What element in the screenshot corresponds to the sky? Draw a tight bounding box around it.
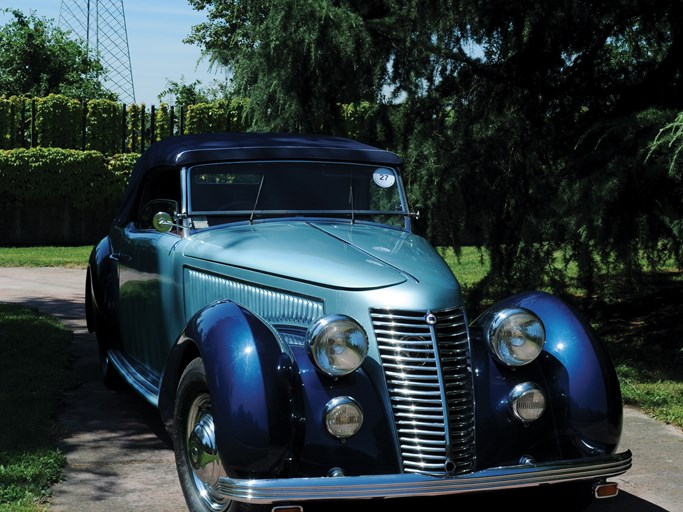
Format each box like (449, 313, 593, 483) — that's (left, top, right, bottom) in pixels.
(0, 0, 226, 105)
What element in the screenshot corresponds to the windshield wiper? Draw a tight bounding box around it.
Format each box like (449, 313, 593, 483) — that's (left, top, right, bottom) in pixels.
(249, 175, 265, 224)
(348, 177, 355, 224)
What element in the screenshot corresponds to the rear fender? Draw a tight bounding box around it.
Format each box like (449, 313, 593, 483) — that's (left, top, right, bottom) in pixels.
(86, 237, 115, 332)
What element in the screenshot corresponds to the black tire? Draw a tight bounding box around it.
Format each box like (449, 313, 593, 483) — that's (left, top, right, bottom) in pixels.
(86, 271, 125, 389)
(174, 358, 268, 512)
(97, 337, 126, 390)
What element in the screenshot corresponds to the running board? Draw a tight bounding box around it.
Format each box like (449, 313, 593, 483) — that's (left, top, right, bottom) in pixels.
(108, 349, 161, 407)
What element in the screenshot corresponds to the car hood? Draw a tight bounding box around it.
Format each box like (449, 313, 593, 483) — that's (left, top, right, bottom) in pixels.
(183, 221, 458, 291)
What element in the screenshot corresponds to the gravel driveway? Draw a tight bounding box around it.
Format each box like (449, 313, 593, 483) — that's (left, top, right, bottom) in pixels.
(1, 267, 681, 512)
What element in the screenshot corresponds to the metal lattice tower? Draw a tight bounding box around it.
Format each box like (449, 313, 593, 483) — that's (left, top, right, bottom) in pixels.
(58, 0, 136, 103)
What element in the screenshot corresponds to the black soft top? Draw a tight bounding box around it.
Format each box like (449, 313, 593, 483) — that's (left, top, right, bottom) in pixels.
(113, 132, 403, 225)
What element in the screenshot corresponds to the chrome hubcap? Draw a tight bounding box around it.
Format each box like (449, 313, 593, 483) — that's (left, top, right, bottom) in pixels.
(186, 393, 229, 511)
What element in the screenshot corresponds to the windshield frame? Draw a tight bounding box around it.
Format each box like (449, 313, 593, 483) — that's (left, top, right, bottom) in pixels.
(184, 160, 412, 230)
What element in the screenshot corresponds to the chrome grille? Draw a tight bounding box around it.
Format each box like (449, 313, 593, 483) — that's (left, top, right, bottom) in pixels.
(371, 307, 475, 476)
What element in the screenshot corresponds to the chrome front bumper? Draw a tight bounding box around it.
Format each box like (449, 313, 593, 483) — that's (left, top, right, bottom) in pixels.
(219, 450, 632, 504)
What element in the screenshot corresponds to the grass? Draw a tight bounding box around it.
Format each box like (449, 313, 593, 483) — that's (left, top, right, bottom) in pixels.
(0, 304, 76, 512)
(0, 244, 681, 510)
(0, 246, 90, 268)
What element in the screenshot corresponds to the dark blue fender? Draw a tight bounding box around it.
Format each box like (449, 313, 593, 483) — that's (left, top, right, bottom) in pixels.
(85, 236, 116, 332)
(471, 291, 623, 466)
(163, 300, 299, 477)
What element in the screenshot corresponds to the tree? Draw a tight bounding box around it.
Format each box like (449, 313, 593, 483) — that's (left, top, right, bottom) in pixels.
(157, 75, 231, 107)
(389, 0, 683, 298)
(0, 9, 115, 100)
(185, 0, 397, 133)
(186, 0, 683, 300)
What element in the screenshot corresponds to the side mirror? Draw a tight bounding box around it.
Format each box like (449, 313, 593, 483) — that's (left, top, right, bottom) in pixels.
(139, 199, 179, 231)
(152, 212, 174, 233)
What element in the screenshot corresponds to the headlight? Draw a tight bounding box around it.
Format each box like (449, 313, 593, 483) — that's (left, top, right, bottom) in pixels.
(306, 315, 368, 377)
(324, 396, 364, 438)
(486, 307, 545, 366)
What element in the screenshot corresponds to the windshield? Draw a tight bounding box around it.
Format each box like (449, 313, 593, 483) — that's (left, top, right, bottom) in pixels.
(187, 161, 408, 228)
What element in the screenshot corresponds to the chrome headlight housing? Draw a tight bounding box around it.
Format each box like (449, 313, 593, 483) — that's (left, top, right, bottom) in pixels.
(324, 396, 364, 438)
(510, 382, 546, 423)
(306, 315, 368, 377)
(486, 307, 545, 366)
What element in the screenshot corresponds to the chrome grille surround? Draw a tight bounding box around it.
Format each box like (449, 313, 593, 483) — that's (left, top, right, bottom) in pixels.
(371, 307, 475, 476)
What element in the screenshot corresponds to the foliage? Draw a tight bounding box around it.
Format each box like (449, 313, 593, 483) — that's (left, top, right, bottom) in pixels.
(126, 103, 143, 153)
(185, 98, 248, 134)
(35, 94, 81, 149)
(0, 148, 133, 208)
(106, 152, 139, 196)
(154, 103, 173, 141)
(0, 9, 115, 100)
(0, 304, 74, 510)
(157, 75, 232, 108)
(186, 0, 396, 133)
(0, 95, 22, 149)
(86, 98, 124, 154)
(185, 0, 683, 299)
(158, 77, 210, 107)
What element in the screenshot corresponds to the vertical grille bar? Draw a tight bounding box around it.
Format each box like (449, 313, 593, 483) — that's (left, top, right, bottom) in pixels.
(371, 307, 475, 476)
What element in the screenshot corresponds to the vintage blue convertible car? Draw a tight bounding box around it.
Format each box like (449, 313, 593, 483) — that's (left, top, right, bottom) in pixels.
(86, 132, 631, 512)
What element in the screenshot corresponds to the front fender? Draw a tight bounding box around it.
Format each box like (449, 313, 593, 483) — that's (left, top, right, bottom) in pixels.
(473, 291, 623, 459)
(172, 300, 299, 477)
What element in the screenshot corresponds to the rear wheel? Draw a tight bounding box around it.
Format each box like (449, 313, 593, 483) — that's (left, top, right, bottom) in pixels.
(86, 270, 124, 389)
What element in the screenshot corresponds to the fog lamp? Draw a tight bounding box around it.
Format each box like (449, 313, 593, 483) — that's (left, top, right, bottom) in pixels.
(324, 397, 363, 438)
(510, 382, 546, 423)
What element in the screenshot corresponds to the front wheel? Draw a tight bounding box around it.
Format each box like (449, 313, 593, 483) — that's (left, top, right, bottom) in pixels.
(174, 358, 267, 512)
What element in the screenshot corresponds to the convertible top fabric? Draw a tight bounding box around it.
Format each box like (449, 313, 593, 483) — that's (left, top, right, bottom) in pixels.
(113, 132, 403, 225)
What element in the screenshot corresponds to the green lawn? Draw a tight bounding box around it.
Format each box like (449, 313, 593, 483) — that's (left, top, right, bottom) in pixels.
(0, 246, 90, 268)
(0, 304, 76, 512)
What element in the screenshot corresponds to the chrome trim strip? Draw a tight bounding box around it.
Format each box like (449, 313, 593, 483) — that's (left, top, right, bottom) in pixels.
(218, 451, 632, 503)
(185, 269, 323, 328)
(108, 349, 160, 407)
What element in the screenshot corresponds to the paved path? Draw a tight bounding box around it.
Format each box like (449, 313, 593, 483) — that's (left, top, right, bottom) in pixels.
(1, 267, 682, 512)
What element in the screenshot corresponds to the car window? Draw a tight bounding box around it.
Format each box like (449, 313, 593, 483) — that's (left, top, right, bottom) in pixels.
(134, 168, 182, 230)
(188, 161, 407, 227)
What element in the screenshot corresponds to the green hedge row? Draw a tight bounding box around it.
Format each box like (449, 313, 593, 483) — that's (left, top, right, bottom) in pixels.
(0, 147, 137, 210)
(0, 95, 249, 155)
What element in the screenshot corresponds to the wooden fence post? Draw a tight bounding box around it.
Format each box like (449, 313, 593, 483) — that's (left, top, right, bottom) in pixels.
(140, 106, 146, 153)
(150, 105, 156, 144)
(121, 103, 127, 153)
(20, 100, 26, 148)
(30, 99, 37, 148)
(81, 100, 88, 150)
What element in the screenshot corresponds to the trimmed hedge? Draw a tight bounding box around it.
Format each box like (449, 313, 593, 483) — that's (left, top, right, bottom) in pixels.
(0, 148, 138, 245)
(0, 95, 251, 155)
(0, 147, 136, 208)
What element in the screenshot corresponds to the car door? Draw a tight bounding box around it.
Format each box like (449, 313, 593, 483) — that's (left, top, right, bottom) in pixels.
(110, 168, 185, 377)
